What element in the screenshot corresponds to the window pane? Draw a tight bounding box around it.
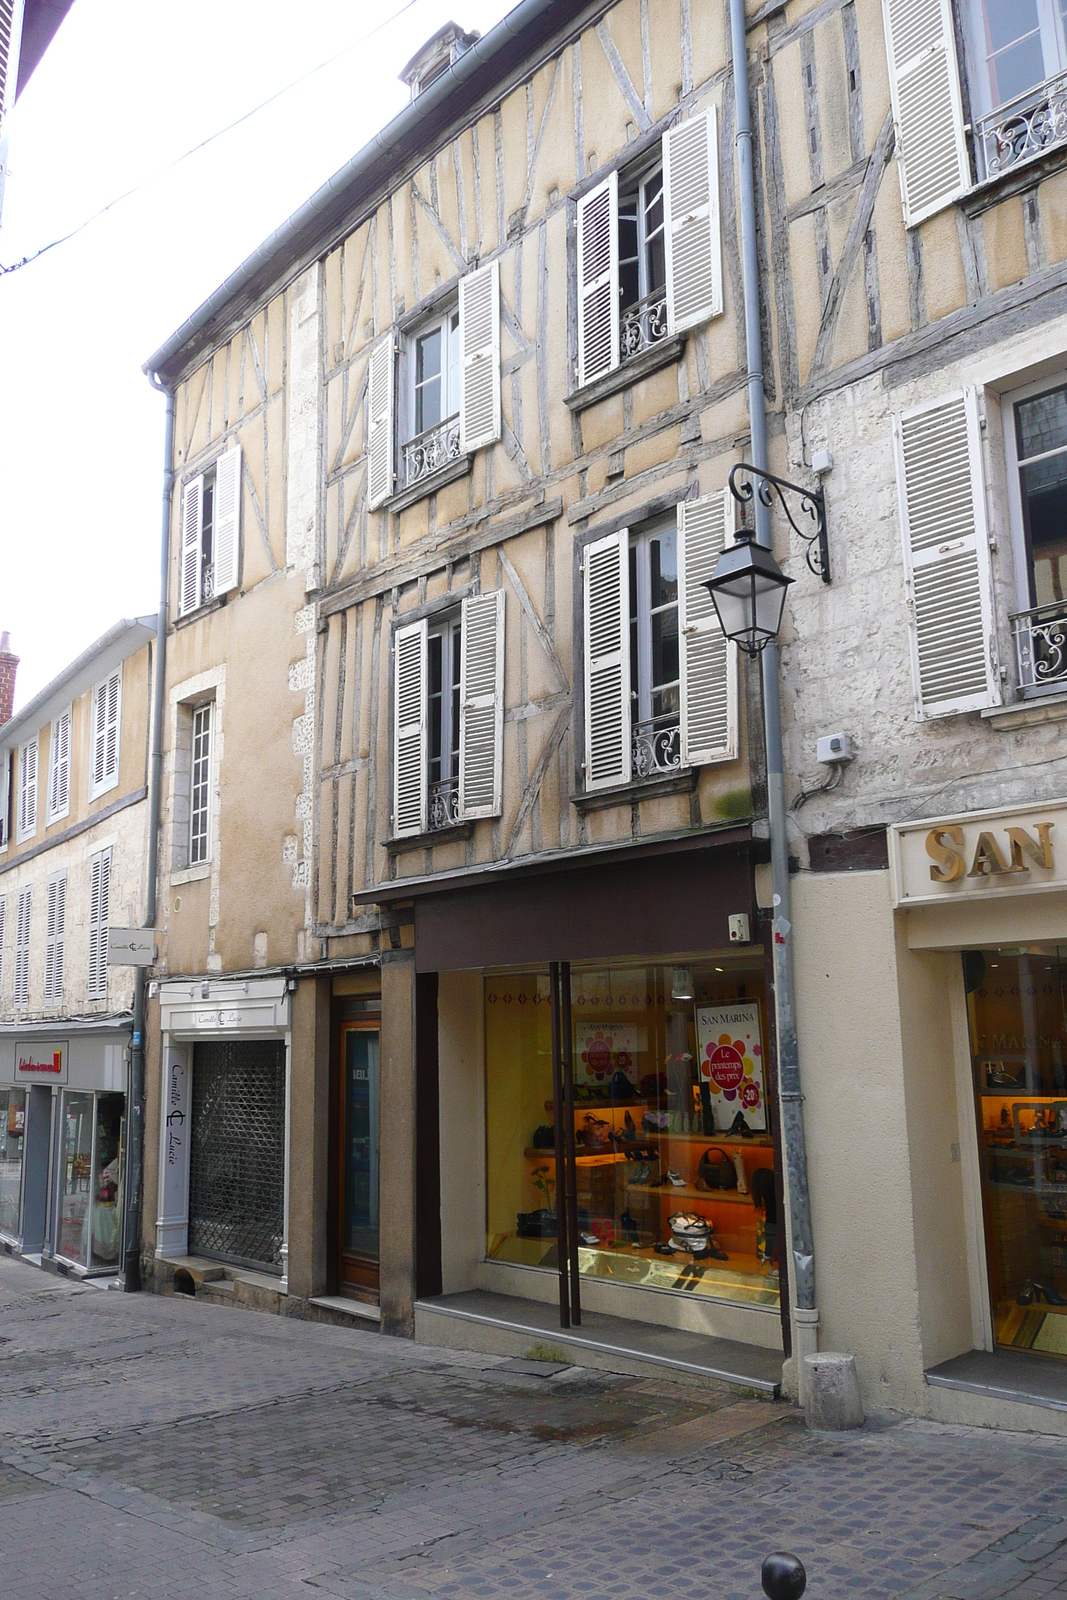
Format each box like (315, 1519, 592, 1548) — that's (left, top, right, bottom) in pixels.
(1021, 453, 1067, 604)
(988, 32, 1048, 105)
(1018, 387, 1067, 459)
(650, 532, 678, 609)
(0, 1090, 25, 1238)
(428, 634, 443, 784)
(981, 0, 1040, 58)
(651, 607, 680, 692)
(451, 626, 462, 781)
(448, 313, 460, 416)
(646, 232, 667, 297)
(57, 1093, 94, 1268)
(90, 1094, 124, 1268)
(415, 329, 443, 434)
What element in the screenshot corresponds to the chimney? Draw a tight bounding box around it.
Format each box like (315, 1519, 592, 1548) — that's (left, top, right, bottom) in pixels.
(0, 632, 18, 728)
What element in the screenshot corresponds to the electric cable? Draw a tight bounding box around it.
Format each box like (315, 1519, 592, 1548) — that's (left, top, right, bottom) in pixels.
(0, 0, 425, 275)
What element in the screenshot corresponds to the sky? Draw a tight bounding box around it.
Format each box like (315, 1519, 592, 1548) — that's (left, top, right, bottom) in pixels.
(0, 0, 515, 714)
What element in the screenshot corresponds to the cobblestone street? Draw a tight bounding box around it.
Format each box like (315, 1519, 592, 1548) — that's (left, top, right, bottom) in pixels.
(3, 1256, 1067, 1600)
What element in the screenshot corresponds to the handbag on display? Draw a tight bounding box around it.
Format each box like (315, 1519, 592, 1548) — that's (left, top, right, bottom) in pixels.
(583, 1114, 612, 1149)
(531, 1124, 556, 1150)
(610, 1070, 636, 1101)
(516, 1209, 558, 1238)
(699, 1146, 738, 1191)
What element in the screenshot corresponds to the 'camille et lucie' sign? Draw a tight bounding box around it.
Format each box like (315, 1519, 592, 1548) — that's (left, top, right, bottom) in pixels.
(889, 800, 1066, 908)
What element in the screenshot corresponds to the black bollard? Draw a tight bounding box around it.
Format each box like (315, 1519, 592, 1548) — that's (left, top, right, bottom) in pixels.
(761, 1553, 807, 1599)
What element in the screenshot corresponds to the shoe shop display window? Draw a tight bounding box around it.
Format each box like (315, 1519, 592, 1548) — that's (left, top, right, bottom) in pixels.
(55, 1090, 125, 1272)
(0, 1088, 27, 1240)
(966, 945, 1067, 1357)
(484, 955, 781, 1308)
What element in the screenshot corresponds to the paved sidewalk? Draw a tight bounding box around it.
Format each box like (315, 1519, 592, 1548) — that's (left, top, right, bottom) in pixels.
(2, 1256, 1067, 1599)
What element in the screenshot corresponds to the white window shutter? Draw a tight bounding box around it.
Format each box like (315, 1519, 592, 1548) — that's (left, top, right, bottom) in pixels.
(583, 529, 631, 790)
(88, 848, 110, 1000)
(459, 589, 505, 819)
(664, 108, 723, 334)
(894, 389, 1000, 719)
(49, 709, 70, 821)
(576, 172, 619, 388)
(881, 0, 969, 226)
(0, 894, 5, 986)
(367, 334, 395, 511)
(459, 260, 501, 455)
(393, 619, 428, 836)
(0, 751, 9, 846)
(678, 492, 738, 765)
(15, 886, 29, 1008)
(92, 671, 121, 796)
(212, 445, 241, 596)
(45, 872, 65, 1004)
(19, 737, 36, 838)
(179, 475, 203, 617)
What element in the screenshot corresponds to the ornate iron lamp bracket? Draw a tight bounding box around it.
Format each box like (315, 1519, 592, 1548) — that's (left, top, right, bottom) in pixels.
(728, 462, 830, 584)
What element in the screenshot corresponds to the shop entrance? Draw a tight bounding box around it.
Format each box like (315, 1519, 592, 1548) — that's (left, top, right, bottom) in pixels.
(55, 1091, 125, 1272)
(334, 1008, 381, 1297)
(966, 945, 1067, 1358)
(188, 1040, 286, 1274)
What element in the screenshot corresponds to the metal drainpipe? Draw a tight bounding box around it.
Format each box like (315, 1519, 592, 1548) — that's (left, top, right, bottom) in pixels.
(123, 374, 174, 1292)
(728, 0, 819, 1377)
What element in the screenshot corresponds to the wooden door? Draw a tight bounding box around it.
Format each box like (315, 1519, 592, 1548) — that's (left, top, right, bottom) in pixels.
(337, 1017, 381, 1296)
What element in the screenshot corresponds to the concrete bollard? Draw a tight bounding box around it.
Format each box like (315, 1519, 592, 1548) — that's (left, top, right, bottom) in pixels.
(803, 1351, 864, 1431)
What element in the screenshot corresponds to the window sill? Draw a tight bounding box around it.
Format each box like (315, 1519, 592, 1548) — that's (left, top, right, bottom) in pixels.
(571, 767, 698, 814)
(982, 690, 1067, 729)
(960, 134, 1067, 217)
(170, 862, 212, 885)
(386, 819, 475, 855)
(387, 453, 472, 515)
(173, 593, 229, 631)
(564, 335, 687, 415)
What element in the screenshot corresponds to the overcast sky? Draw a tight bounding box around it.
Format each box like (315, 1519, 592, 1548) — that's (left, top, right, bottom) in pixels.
(0, 0, 514, 714)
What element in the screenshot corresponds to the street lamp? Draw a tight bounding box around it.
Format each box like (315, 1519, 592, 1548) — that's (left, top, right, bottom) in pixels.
(702, 528, 793, 656)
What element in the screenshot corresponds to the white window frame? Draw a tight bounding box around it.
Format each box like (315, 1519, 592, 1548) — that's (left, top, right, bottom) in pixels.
(14, 885, 30, 1011)
(406, 306, 461, 448)
(1001, 370, 1067, 615)
(629, 517, 681, 736)
(189, 701, 213, 867)
(44, 870, 66, 1007)
(47, 706, 71, 825)
(427, 611, 462, 812)
(89, 669, 121, 801)
(88, 846, 111, 1001)
(17, 735, 37, 842)
(963, 0, 1067, 123)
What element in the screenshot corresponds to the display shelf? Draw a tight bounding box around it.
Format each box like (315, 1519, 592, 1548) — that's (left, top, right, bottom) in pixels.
(625, 1181, 755, 1205)
(522, 1148, 630, 1165)
(543, 1095, 675, 1114)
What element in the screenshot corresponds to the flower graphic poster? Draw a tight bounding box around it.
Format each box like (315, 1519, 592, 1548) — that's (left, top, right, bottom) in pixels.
(695, 1002, 766, 1129)
(576, 1024, 639, 1085)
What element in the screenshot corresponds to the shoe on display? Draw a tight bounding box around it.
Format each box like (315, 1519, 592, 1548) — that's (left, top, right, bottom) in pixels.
(666, 1168, 686, 1187)
(624, 1110, 638, 1141)
(728, 1110, 754, 1138)
(1034, 1281, 1067, 1305)
(654, 1241, 673, 1255)
(620, 1209, 640, 1244)
(578, 1231, 599, 1247)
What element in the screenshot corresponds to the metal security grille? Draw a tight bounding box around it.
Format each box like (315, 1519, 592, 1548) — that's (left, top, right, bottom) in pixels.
(189, 1041, 285, 1274)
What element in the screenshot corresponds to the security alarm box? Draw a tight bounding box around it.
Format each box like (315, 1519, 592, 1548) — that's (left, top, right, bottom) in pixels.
(816, 732, 853, 764)
(728, 913, 751, 944)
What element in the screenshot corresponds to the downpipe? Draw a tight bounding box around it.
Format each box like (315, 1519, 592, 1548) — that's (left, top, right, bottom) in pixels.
(728, 0, 819, 1386)
(123, 374, 174, 1292)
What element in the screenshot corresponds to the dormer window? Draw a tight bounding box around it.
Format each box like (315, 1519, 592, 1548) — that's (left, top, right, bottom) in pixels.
(399, 21, 479, 101)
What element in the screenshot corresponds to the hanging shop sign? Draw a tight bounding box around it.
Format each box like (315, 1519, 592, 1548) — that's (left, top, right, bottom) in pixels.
(889, 798, 1067, 908)
(107, 928, 157, 965)
(695, 1002, 767, 1130)
(15, 1041, 68, 1083)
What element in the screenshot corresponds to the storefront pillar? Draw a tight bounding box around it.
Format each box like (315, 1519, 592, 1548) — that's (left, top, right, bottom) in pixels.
(287, 975, 331, 1300)
(379, 951, 417, 1336)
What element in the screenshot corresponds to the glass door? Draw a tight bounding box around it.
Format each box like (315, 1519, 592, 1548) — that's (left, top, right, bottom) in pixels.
(55, 1091, 127, 1272)
(0, 1089, 27, 1239)
(57, 1092, 95, 1268)
(338, 1020, 380, 1295)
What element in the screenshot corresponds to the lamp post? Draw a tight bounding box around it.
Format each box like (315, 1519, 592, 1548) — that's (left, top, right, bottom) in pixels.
(702, 528, 793, 658)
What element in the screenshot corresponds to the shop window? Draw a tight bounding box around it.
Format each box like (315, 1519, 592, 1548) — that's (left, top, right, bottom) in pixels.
(44, 870, 66, 1007)
(178, 445, 241, 617)
(966, 945, 1067, 1357)
(963, 0, 1067, 178)
(484, 957, 779, 1309)
(17, 734, 37, 841)
(89, 669, 121, 800)
(0, 1087, 26, 1240)
(56, 1090, 125, 1271)
(1005, 377, 1067, 695)
(47, 707, 71, 824)
(87, 847, 111, 1001)
(14, 885, 29, 1010)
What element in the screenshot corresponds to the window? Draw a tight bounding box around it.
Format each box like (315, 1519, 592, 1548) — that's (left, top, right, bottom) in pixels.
(44, 870, 66, 1006)
(0, 894, 5, 990)
(17, 736, 37, 841)
(1004, 377, 1067, 692)
(629, 522, 681, 774)
(575, 111, 722, 391)
(90, 670, 121, 800)
(47, 707, 71, 824)
(0, 749, 11, 848)
(366, 261, 501, 510)
(392, 591, 505, 838)
(964, 0, 1067, 176)
(190, 702, 212, 866)
(14, 886, 29, 1010)
(88, 848, 111, 1000)
(178, 445, 241, 617)
(582, 495, 737, 793)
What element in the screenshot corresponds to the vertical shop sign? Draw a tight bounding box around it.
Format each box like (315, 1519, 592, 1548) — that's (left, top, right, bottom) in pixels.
(695, 1002, 766, 1129)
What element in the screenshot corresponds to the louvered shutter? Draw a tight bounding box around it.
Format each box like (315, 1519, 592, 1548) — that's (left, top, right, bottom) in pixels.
(179, 475, 203, 616)
(19, 737, 36, 838)
(45, 873, 65, 1004)
(881, 0, 969, 226)
(0, 894, 5, 987)
(576, 172, 619, 388)
(0, 748, 10, 847)
(678, 493, 738, 765)
(583, 529, 631, 790)
(664, 108, 723, 334)
(367, 334, 395, 511)
(212, 445, 241, 596)
(49, 709, 70, 821)
(14, 885, 29, 1008)
(88, 848, 110, 1000)
(393, 619, 428, 836)
(459, 261, 501, 455)
(459, 589, 505, 818)
(92, 671, 121, 795)
(894, 389, 1000, 719)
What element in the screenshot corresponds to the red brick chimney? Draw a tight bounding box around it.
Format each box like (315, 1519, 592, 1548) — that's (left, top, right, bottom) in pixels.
(0, 632, 18, 728)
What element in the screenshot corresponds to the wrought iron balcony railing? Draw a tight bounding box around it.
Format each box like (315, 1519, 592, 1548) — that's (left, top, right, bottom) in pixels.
(403, 413, 461, 489)
(631, 712, 681, 779)
(428, 776, 461, 831)
(620, 290, 669, 362)
(976, 69, 1067, 180)
(201, 562, 215, 603)
(1013, 601, 1067, 691)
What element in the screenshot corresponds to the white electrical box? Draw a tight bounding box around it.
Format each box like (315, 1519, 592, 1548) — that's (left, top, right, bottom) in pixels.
(817, 733, 853, 764)
(728, 913, 751, 944)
